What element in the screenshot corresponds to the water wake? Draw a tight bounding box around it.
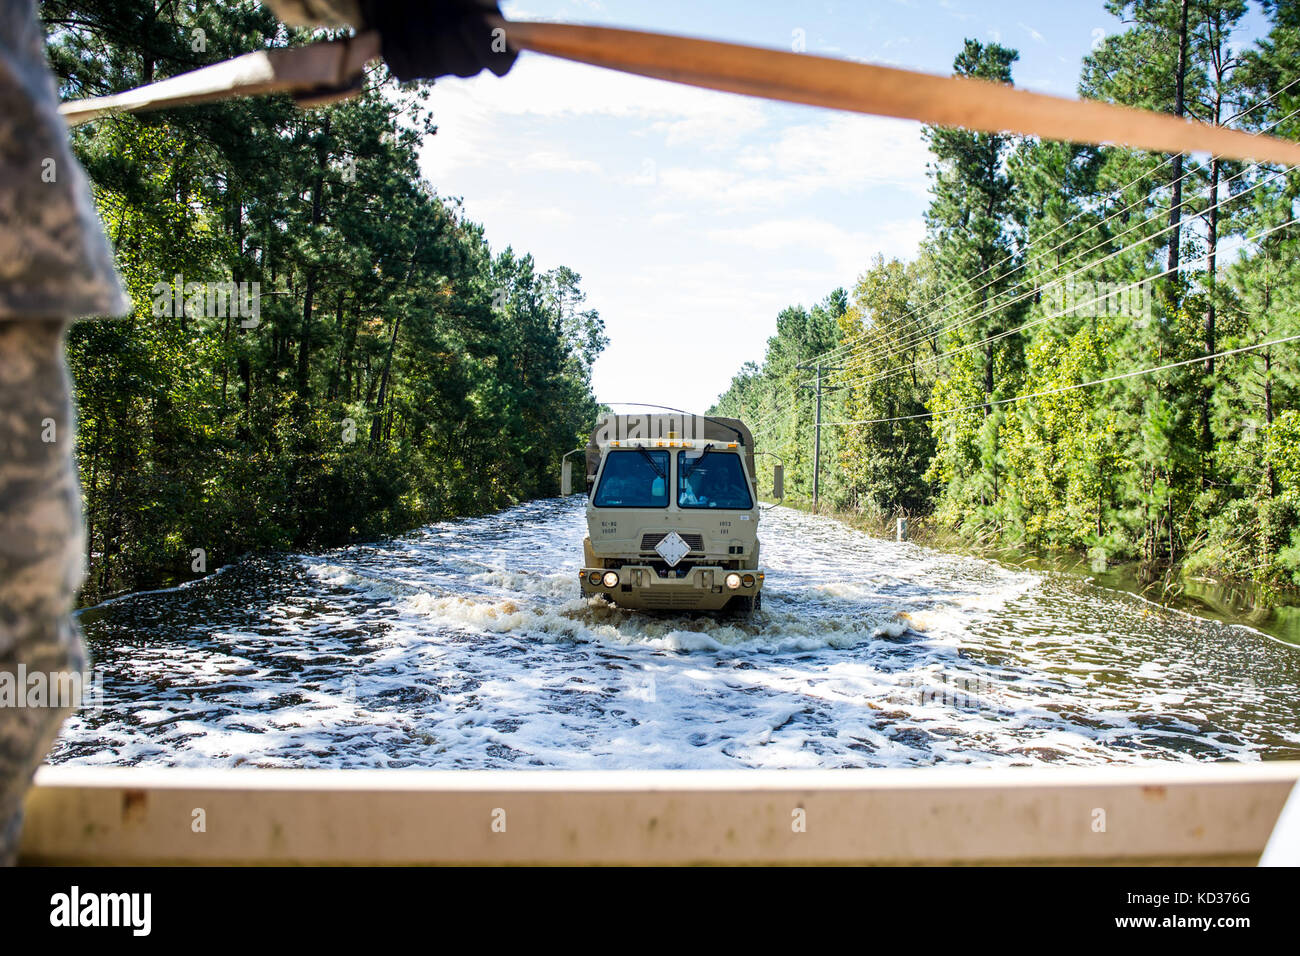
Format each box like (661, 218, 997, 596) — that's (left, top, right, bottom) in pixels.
(53, 498, 1300, 769)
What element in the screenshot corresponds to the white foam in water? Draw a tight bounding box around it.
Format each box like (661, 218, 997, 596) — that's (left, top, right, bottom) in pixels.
(51, 498, 1300, 770)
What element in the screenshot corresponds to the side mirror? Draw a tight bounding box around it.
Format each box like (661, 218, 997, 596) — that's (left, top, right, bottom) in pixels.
(561, 459, 573, 496)
(772, 464, 784, 500)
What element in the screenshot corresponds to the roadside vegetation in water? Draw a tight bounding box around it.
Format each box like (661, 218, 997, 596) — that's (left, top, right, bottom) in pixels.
(778, 498, 1300, 647)
(715, 8, 1300, 603)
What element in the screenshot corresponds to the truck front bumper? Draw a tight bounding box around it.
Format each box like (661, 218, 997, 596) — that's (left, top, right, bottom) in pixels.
(580, 565, 764, 611)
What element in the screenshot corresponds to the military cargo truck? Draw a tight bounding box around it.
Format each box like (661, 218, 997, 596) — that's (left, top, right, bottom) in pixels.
(562, 412, 781, 613)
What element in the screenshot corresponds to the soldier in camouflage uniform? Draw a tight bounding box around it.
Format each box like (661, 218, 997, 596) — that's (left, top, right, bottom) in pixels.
(0, 0, 507, 863)
(0, 0, 344, 866)
(0, 0, 130, 864)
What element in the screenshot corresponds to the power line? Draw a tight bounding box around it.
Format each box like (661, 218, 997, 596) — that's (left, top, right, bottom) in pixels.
(829, 184, 1300, 394)
(830, 145, 1300, 383)
(795, 77, 1300, 373)
(732, 79, 1300, 459)
(795, 362, 846, 511)
(819, 332, 1300, 428)
(831, 212, 1300, 398)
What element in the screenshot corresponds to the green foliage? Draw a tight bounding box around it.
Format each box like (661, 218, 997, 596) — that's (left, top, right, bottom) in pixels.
(713, 5, 1300, 591)
(44, 2, 604, 601)
(836, 256, 937, 515)
(710, 293, 848, 507)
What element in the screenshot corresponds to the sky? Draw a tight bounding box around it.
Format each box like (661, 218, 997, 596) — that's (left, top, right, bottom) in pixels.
(414, 0, 1269, 415)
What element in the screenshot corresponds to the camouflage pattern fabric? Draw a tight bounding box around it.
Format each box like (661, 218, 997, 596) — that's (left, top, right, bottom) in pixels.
(0, 0, 392, 865)
(0, 0, 130, 320)
(0, 320, 87, 865)
(0, 0, 126, 864)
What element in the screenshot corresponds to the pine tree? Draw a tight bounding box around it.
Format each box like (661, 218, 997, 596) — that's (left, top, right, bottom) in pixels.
(922, 39, 1025, 527)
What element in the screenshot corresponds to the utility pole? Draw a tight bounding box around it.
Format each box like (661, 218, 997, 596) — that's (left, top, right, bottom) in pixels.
(797, 361, 844, 514)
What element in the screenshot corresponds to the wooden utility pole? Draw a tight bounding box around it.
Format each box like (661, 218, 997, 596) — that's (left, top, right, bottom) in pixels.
(1167, 0, 1190, 278)
(797, 362, 844, 513)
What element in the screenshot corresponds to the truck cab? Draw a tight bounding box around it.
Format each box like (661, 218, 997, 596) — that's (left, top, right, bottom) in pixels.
(574, 414, 767, 613)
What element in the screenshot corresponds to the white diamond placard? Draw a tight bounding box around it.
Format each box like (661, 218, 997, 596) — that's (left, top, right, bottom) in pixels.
(654, 531, 690, 567)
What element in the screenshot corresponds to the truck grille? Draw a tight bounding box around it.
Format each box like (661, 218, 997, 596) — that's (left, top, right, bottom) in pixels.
(642, 591, 708, 609)
(640, 532, 704, 553)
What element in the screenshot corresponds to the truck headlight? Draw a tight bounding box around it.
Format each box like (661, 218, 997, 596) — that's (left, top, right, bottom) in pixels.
(602, 571, 619, 588)
(588, 571, 602, 586)
(742, 574, 755, 588)
(725, 573, 742, 590)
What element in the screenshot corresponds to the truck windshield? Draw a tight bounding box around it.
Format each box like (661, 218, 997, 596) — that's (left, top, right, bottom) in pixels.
(593, 450, 670, 507)
(677, 451, 753, 509)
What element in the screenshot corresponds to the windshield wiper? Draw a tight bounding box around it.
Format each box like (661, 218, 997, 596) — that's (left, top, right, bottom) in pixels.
(634, 445, 666, 480)
(682, 443, 714, 479)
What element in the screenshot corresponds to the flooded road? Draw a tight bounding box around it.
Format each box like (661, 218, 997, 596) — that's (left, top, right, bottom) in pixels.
(52, 497, 1300, 769)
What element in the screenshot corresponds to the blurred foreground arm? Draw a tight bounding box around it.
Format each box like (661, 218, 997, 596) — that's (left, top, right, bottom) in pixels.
(0, 0, 128, 865)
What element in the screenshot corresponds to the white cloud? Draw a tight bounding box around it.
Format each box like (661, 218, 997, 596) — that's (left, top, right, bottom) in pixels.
(649, 108, 767, 149)
(707, 217, 925, 279)
(1019, 22, 1046, 44)
(420, 52, 930, 211)
(419, 53, 773, 181)
(637, 119, 925, 212)
(648, 115, 929, 210)
(427, 52, 766, 122)
(510, 150, 604, 175)
(408, 37, 935, 412)
(749, 114, 930, 192)
(939, 0, 976, 21)
(448, 193, 577, 228)
(585, 257, 848, 409)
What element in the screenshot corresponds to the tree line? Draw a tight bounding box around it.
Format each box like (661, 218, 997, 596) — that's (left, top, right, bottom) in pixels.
(43, 1, 605, 603)
(713, 0, 1300, 590)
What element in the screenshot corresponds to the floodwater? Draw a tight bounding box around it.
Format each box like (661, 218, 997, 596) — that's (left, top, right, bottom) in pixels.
(51, 497, 1300, 769)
